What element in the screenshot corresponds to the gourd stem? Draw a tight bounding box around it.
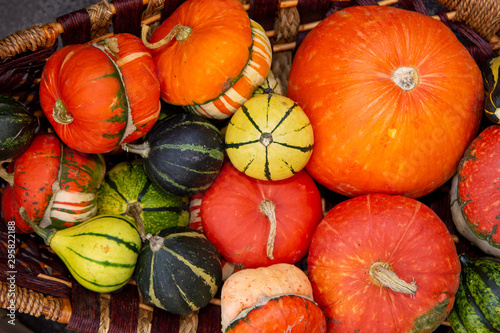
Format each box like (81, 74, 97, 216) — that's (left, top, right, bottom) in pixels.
(369, 261, 417, 296)
(121, 142, 150, 158)
(52, 99, 74, 125)
(0, 159, 14, 185)
(141, 24, 192, 50)
(259, 198, 277, 260)
(126, 201, 147, 242)
(19, 207, 57, 246)
(147, 235, 164, 253)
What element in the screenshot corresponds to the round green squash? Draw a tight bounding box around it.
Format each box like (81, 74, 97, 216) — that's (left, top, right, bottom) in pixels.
(0, 95, 37, 161)
(134, 226, 222, 316)
(96, 159, 190, 236)
(448, 254, 500, 332)
(122, 113, 225, 196)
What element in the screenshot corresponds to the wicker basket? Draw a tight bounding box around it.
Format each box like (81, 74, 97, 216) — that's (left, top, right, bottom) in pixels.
(0, 0, 499, 332)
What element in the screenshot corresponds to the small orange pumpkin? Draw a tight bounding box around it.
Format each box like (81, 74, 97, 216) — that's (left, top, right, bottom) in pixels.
(147, 0, 272, 119)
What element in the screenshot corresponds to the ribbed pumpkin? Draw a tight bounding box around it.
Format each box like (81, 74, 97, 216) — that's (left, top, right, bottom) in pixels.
(122, 113, 225, 197)
(448, 255, 500, 332)
(134, 226, 222, 315)
(221, 263, 326, 332)
(225, 94, 314, 181)
(22, 211, 141, 293)
(287, 5, 483, 198)
(451, 125, 500, 257)
(0, 95, 37, 161)
(96, 159, 190, 236)
(308, 194, 460, 332)
(39, 33, 161, 154)
(146, 0, 272, 119)
(482, 56, 500, 124)
(0, 133, 105, 233)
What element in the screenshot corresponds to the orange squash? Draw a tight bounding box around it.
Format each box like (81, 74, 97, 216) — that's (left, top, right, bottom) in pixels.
(287, 5, 483, 198)
(147, 0, 272, 119)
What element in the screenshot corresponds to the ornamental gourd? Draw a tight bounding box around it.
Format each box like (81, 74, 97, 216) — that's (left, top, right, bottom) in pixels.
(145, 0, 272, 119)
(220, 263, 327, 332)
(0, 133, 105, 233)
(0, 95, 37, 161)
(451, 125, 500, 256)
(307, 194, 461, 333)
(96, 159, 190, 235)
(22, 211, 141, 293)
(448, 255, 500, 332)
(482, 56, 500, 124)
(287, 5, 483, 198)
(225, 94, 314, 181)
(201, 161, 323, 268)
(122, 113, 224, 197)
(134, 226, 222, 315)
(39, 33, 161, 154)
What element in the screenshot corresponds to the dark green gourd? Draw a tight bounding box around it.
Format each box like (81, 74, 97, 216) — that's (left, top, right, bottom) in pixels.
(134, 226, 222, 316)
(448, 254, 500, 332)
(0, 95, 38, 160)
(122, 113, 225, 197)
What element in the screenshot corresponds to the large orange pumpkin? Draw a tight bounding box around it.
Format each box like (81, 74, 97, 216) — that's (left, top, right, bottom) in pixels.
(287, 5, 483, 198)
(147, 0, 272, 119)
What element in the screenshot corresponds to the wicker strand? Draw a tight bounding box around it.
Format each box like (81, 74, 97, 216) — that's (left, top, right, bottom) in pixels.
(87, 0, 114, 39)
(179, 311, 199, 333)
(0, 280, 65, 322)
(0, 23, 59, 60)
(438, 0, 500, 41)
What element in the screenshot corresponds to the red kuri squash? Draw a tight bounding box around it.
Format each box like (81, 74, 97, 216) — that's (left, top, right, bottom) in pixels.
(201, 161, 323, 268)
(287, 5, 483, 198)
(39, 33, 161, 154)
(147, 0, 272, 119)
(0, 133, 105, 233)
(307, 193, 460, 332)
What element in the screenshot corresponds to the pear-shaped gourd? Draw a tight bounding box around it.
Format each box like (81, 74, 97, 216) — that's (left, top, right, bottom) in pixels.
(21, 208, 141, 293)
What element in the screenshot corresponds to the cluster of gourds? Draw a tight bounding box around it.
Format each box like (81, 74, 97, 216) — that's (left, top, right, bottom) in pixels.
(1, 0, 500, 331)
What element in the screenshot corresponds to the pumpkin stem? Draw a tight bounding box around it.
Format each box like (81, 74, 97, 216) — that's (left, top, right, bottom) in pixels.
(19, 207, 57, 246)
(369, 261, 417, 296)
(141, 24, 192, 50)
(126, 201, 147, 241)
(121, 142, 150, 158)
(0, 159, 14, 185)
(52, 99, 74, 125)
(258, 198, 277, 260)
(391, 67, 419, 91)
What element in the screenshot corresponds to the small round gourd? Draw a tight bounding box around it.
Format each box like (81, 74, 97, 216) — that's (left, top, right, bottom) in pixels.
(225, 94, 314, 181)
(0, 95, 37, 161)
(135, 226, 222, 315)
(96, 159, 190, 235)
(122, 113, 225, 196)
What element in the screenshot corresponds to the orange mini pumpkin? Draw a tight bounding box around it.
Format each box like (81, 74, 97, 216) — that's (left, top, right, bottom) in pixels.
(287, 5, 483, 198)
(147, 0, 272, 119)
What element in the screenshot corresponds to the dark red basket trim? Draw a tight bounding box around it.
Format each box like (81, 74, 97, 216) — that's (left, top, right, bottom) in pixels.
(66, 282, 101, 333)
(57, 9, 92, 46)
(113, 0, 145, 37)
(109, 284, 140, 333)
